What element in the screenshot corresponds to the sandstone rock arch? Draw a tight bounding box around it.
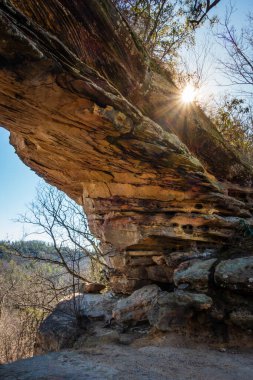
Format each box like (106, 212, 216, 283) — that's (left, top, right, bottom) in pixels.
(0, 0, 253, 306)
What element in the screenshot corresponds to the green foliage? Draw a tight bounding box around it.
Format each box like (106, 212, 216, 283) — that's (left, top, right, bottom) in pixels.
(0, 240, 54, 260)
(212, 97, 253, 161)
(113, 0, 218, 63)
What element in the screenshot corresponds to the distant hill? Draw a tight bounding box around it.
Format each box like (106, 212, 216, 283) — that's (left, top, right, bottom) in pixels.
(0, 240, 55, 261)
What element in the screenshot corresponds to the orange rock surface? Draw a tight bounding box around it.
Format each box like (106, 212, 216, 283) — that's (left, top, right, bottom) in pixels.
(0, 0, 253, 294)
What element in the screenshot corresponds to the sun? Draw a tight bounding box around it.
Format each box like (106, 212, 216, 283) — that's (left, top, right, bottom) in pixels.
(181, 84, 196, 104)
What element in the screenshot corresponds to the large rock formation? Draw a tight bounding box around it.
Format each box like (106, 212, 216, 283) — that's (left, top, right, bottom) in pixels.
(0, 0, 253, 337)
(35, 292, 119, 354)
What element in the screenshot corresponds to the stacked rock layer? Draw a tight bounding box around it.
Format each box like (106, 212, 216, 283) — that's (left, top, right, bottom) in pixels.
(0, 0, 252, 336)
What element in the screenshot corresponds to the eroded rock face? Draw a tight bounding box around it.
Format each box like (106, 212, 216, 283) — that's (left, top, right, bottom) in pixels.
(148, 291, 213, 331)
(174, 258, 217, 292)
(112, 285, 213, 331)
(215, 257, 253, 292)
(0, 0, 253, 339)
(112, 285, 160, 323)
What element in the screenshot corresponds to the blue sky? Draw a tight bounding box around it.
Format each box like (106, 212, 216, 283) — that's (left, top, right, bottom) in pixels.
(0, 128, 41, 240)
(180, 0, 253, 106)
(0, 0, 252, 241)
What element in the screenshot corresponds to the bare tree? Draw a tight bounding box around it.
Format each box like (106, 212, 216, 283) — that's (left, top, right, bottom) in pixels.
(188, 0, 221, 26)
(0, 184, 110, 363)
(218, 9, 253, 93)
(0, 259, 65, 363)
(6, 183, 109, 285)
(173, 36, 215, 95)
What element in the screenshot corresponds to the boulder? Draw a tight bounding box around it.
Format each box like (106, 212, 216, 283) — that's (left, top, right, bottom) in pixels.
(35, 308, 82, 355)
(174, 258, 217, 292)
(229, 309, 253, 329)
(80, 282, 106, 294)
(35, 292, 119, 354)
(112, 285, 160, 323)
(53, 292, 118, 320)
(214, 257, 253, 293)
(146, 265, 173, 283)
(78, 292, 119, 320)
(109, 274, 151, 294)
(165, 249, 216, 268)
(148, 291, 213, 331)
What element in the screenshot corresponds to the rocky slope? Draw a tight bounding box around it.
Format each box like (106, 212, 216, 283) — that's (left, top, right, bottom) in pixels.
(0, 0, 253, 340)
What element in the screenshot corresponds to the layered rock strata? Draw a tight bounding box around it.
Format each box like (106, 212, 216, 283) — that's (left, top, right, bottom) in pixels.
(0, 0, 253, 336)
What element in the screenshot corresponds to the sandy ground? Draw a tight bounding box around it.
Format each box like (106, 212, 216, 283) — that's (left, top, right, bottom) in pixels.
(1, 336, 253, 380)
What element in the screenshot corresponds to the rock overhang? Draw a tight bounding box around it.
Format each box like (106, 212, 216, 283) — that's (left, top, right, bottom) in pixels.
(0, 0, 253, 327)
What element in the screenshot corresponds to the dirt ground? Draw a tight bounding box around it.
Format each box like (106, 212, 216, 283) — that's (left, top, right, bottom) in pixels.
(1, 333, 253, 380)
